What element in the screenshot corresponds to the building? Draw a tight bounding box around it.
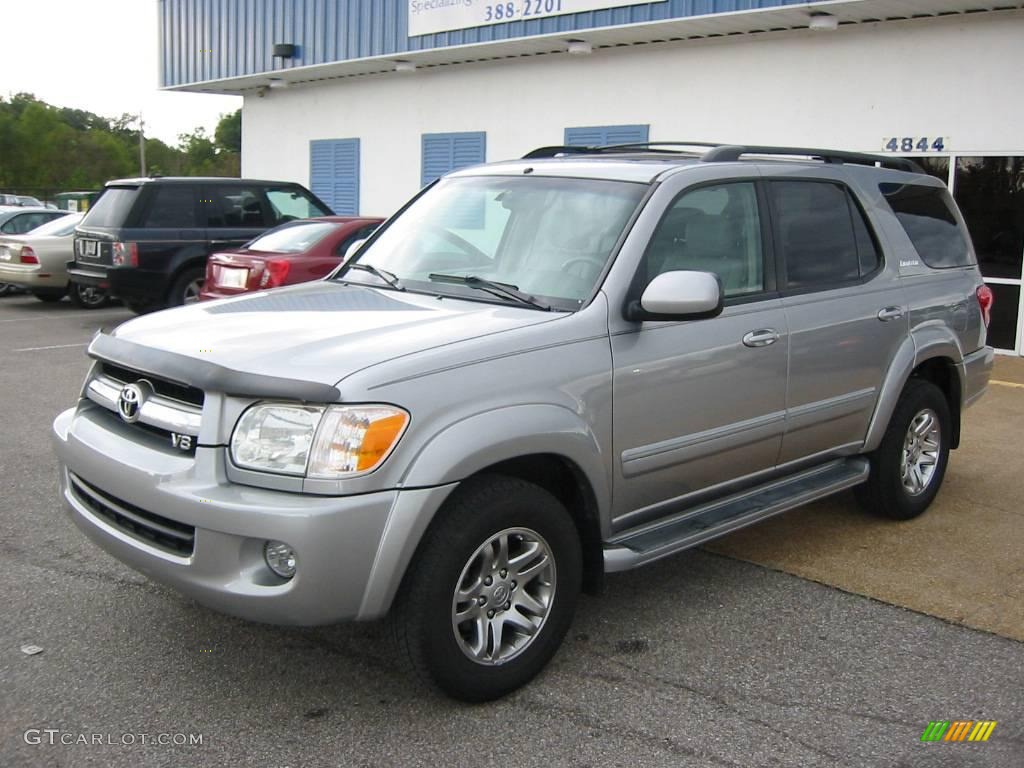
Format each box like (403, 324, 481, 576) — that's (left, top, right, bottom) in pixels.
(158, 0, 1024, 354)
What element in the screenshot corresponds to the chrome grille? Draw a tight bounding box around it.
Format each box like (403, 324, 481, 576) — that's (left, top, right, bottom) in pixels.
(86, 363, 202, 444)
(69, 472, 195, 557)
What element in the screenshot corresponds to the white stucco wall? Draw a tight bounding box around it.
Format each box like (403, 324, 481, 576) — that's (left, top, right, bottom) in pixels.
(240, 10, 1024, 217)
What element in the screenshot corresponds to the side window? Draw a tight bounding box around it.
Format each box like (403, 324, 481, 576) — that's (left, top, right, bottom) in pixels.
(267, 187, 332, 222)
(771, 181, 877, 289)
(141, 186, 198, 228)
(643, 182, 764, 298)
(206, 186, 269, 228)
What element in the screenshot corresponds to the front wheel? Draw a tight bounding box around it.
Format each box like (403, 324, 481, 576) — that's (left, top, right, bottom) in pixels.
(391, 475, 582, 702)
(856, 379, 951, 520)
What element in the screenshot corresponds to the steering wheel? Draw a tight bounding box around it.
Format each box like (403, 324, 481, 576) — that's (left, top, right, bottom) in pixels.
(560, 256, 604, 279)
(425, 225, 490, 262)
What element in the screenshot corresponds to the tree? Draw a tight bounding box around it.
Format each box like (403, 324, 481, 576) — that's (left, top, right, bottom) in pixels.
(214, 109, 241, 154)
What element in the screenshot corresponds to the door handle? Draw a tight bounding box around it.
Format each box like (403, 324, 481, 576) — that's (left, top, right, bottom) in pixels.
(742, 329, 780, 347)
(877, 306, 905, 322)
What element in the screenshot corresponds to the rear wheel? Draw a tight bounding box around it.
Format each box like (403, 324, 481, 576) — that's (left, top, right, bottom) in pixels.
(0, 283, 16, 297)
(32, 289, 66, 303)
(391, 475, 582, 702)
(856, 379, 951, 520)
(168, 267, 205, 308)
(68, 283, 110, 309)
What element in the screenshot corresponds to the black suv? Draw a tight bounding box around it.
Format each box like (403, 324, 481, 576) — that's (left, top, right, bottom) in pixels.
(68, 178, 332, 312)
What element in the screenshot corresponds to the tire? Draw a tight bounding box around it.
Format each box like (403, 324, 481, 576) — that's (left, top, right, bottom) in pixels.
(32, 289, 66, 303)
(391, 474, 582, 702)
(856, 379, 951, 520)
(0, 283, 14, 297)
(167, 267, 205, 308)
(127, 301, 158, 315)
(68, 283, 110, 309)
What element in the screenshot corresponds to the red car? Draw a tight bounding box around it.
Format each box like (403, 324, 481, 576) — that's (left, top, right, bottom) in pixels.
(200, 216, 382, 300)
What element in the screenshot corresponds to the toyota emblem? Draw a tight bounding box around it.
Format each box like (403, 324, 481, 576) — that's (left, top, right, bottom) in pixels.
(117, 383, 145, 423)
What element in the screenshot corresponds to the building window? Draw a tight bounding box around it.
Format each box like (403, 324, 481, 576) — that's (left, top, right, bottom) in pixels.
(564, 124, 649, 147)
(421, 132, 487, 187)
(309, 138, 360, 215)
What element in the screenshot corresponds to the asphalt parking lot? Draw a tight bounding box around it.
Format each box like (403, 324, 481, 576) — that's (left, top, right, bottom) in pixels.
(1, 295, 1021, 768)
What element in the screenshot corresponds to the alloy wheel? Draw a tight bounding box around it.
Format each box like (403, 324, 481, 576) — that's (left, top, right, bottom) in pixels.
(901, 408, 941, 496)
(451, 527, 556, 665)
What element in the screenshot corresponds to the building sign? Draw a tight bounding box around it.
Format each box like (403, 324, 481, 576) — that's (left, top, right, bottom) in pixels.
(408, 0, 651, 38)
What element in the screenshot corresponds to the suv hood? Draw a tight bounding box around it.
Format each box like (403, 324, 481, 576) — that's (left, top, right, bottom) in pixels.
(104, 281, 560, 393)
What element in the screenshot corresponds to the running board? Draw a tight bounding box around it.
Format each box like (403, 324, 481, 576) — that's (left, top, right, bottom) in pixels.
(604, 457, 869, 573)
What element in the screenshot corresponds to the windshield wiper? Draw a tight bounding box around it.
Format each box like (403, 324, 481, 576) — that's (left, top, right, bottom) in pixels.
(346, 263, 404, 291)
(428, 274, 551, 311)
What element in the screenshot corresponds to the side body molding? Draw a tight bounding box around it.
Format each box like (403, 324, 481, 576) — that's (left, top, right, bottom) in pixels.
(863, 324, 965, 452)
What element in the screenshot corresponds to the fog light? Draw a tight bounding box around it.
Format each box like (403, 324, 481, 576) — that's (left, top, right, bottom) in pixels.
(264, 540, 297, 579)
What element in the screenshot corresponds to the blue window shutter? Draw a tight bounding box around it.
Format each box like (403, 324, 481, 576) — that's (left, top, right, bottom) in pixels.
(565, 124, 650, 147)
(309, 138, 360, 215)
(421, 131, 486, 187)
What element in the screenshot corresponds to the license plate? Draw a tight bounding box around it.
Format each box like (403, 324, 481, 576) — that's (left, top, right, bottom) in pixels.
(217, 266, 248, 289)
(80, 240, 98, 258)
(0, 247, 9, 262)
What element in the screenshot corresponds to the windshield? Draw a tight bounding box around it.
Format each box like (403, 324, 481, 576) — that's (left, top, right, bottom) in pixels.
(248, 221, 338, 253)
(339, 176, 645, 310)
(81, 187, 139, 228)
(29, 213, 81, 236)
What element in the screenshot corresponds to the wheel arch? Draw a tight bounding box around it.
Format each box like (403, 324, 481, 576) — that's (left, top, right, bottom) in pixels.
(357, 406, 611, 619)
(864, 328, 964, 452)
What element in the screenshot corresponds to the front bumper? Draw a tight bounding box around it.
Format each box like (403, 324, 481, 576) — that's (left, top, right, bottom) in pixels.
(52, 406, 455, 625)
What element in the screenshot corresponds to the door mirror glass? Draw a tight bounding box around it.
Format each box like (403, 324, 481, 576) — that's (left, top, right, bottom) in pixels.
(343, 238, 368, 263)
(632, 270, 723, 320)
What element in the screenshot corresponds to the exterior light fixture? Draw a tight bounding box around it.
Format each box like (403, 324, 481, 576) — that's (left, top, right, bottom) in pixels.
(394, 60, 417, 73)
(267, 78, 289, 89)
(567, 39, 593, 55)
(272, 43, 297, 58)
(808, 13, 839, 31)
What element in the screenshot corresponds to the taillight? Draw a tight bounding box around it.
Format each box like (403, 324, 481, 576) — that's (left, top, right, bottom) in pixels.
(111, 241, 139, 267)
(976, 284, 994, 328)
(19, 246, 38, 264)
(259, 259, 291, 288)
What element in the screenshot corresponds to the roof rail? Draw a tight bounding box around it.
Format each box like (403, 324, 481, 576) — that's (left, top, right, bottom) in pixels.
(701, 145, 923, 173)
(522, 141, 720, 159)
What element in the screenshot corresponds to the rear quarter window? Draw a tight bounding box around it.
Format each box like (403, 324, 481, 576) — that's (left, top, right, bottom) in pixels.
(879, 182, 974, 268)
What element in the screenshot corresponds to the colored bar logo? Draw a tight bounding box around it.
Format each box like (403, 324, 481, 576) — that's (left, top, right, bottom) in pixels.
(921, 721, 997, 742)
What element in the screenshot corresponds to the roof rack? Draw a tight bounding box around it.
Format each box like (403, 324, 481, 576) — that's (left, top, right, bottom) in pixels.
(521, 141, 719, 160)
(701, 145, 923, 173)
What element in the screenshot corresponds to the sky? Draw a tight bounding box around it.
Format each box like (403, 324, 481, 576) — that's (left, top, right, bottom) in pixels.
(1, 1, 242, 145)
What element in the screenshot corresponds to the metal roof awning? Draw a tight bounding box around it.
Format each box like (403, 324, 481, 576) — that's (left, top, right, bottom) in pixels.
(168, 0, 1024, 95)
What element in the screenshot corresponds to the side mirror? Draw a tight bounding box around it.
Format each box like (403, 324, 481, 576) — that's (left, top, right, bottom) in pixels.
(342, 238, 368, 263)
(626, 270, 723, 321)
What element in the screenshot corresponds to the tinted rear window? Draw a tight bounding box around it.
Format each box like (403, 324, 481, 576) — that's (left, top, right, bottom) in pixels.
(879, 183, 973, 268)
(81, 187, 140, 228)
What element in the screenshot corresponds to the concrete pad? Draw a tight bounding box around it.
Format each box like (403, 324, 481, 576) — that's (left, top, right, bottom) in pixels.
(706, 357, 1024, 642)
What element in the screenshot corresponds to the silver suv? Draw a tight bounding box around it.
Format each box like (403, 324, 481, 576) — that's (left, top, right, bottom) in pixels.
(53, 143, 994, 701)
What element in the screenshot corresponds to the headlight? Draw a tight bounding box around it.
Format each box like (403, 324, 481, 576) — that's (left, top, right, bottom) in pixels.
(231, 403, 409, 478)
